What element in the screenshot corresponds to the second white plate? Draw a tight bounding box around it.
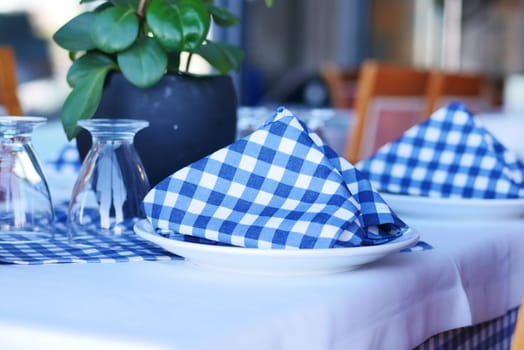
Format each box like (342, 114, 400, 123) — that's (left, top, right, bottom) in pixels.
(134, 219, 419, 275)
(381, 193, 524, 221)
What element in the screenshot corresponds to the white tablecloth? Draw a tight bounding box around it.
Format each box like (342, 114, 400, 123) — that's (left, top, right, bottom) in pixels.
(0, 218, 522, 350)
(409, 219, 524, 324)
(9, 110, 521, 349)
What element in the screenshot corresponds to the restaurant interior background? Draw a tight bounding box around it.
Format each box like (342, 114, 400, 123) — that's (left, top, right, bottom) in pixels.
(0, 0, 523, 118)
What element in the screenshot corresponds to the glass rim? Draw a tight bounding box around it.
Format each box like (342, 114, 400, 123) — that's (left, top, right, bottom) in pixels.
(77, 118, 149, 128)
(0, 116, 47, 123)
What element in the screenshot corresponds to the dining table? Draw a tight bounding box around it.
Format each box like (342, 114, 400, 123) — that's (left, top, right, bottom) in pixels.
(0, 106, 522, 350)
(0, 216, 522, 350)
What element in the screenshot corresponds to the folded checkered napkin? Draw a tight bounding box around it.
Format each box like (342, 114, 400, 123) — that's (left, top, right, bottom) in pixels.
(357, 102, 524, 198)
(142, 107, 408, 249)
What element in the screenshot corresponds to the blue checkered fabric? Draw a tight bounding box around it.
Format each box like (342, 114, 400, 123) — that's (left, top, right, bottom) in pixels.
(44, 141, 82, 175)
(142, 107, 408, 249)
(357, 102, 524, 199)
(414, 306, 519, 350)
(0, 202, 178, 265)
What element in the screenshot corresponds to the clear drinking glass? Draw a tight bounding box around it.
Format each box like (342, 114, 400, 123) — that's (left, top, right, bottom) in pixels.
(0, 116, 54, 242)
(68, 119, 150, 241)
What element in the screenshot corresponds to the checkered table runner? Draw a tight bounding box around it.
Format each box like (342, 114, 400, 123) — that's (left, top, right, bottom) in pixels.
(0, 203, 179, 265)
(414, 306, 519, 350)
(143, 107, 409, 249)
(357, 102, 524, 198)
(45, 141, 82, 174)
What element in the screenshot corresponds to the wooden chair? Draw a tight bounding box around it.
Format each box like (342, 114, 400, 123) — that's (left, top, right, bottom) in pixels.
(320, 63, 359, 109)
(0, 46, 23, 115)
(424, 70, 489, 117)
(345, 60, 430, 163)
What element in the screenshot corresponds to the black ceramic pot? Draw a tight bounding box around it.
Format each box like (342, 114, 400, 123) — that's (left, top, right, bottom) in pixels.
(77, 73, 238, 187)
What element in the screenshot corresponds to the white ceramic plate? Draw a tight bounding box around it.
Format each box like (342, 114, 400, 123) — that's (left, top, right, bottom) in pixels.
(134, 219, 419, 275)
(381, 193, 524, 221)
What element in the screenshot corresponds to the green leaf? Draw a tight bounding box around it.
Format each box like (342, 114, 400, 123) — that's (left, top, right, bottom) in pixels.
(80, 0, 102, 3)
(265, 0, 273, 7)
(195, 40, 243, 74)
(146, 0, 210, 52)
(177, 0, 211, 50)
(117, 36, 167, 87)
(61, 69, 110, 140)
(146, 0, 183, 51)
(91, 6, 139, 53)
(53, 12, 97, 52)
(207, 5, 239, 26)
(66, 52, 117, 87)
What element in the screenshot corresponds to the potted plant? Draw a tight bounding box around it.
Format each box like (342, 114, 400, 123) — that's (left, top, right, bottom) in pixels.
(53, 0, 272, 186)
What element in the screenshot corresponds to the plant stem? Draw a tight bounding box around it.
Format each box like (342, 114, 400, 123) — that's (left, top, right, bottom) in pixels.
(138, 0, 148, 17)
(185, 53, 193, 72)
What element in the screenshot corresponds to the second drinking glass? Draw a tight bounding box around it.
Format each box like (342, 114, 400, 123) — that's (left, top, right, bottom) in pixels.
(68, 119, 150, 242)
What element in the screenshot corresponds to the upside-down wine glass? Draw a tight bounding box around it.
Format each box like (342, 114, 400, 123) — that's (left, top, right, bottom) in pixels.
(0, 116, 54, 242)
(68, 119, 150, 243)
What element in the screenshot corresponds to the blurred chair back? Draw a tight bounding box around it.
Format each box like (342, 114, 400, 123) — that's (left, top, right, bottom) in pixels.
(424, 70, 489, 116)
(511, 296, 524, 350)
(320, 63, 359, 109)
(0, 46, 22, 115)
(346, 60, 429, 163)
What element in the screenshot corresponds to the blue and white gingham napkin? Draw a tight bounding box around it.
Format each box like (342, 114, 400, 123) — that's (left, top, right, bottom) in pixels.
(357, 102, 524, 198)
(142, 107, 408, 249)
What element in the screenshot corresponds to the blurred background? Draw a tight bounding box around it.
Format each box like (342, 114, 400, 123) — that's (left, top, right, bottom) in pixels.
(0, 0, 523, 117)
